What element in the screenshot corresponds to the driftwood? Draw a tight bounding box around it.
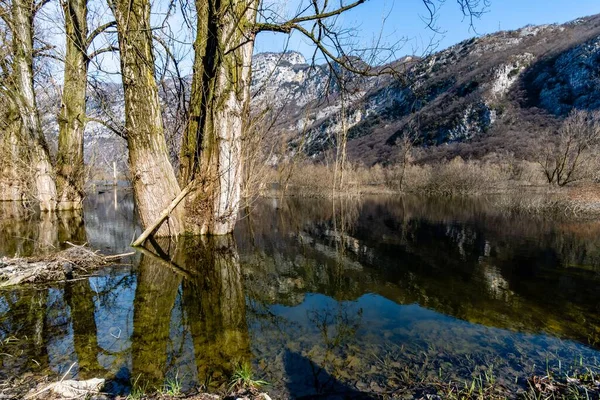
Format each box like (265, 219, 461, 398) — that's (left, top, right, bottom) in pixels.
(0, 243, 135, 288)
(23, 362, 105, 399)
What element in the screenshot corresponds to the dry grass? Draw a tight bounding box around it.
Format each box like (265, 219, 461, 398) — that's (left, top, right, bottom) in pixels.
(278, 154, 547, 196)
(264, 153, 600, 218)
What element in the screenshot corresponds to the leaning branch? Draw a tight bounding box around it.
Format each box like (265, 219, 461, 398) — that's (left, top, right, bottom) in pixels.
(131, 180, 196, 247)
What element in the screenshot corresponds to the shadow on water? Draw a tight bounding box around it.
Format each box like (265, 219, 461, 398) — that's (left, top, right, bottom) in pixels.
(1, 192, 600, 397)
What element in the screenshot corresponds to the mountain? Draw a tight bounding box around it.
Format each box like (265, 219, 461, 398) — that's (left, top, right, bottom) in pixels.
(43, 14, 600, 178)
(250, 14, 600, 165)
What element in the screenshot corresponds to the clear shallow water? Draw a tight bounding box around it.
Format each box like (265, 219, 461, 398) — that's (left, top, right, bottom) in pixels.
(1, 190, 600, 398)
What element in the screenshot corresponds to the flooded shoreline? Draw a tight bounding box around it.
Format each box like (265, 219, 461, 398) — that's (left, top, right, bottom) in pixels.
(1, 190, 600, 398)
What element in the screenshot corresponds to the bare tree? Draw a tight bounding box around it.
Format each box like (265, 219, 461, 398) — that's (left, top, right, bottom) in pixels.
(106, 0, 186, 236)
(56, 0, 116, 210)
(538, 110, 600, 187)
(107, 0, 490, 240)
(0, 0, 58, 210)
(396, 122, 419, 191)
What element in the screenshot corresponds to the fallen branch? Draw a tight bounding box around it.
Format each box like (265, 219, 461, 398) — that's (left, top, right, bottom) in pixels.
(131, 180, 196, 247)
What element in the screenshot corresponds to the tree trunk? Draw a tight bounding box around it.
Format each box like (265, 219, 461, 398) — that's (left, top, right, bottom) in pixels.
(109, 0, 184, 236)
(56, 0, 88, 210)
(10, 0, 57, 211)
(182, 0, 258, 235)
(0, 106, 26, 201)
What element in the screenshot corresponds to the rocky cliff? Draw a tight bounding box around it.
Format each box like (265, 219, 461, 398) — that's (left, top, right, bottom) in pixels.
(250, 14, 600, 164)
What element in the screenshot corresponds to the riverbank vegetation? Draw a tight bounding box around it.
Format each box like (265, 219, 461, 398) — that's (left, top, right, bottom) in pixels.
(253, 110, 600, 217)
(271, 155, 600, 215)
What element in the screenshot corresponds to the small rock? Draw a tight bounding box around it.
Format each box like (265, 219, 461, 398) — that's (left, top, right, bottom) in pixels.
(369, 381, 386, 393)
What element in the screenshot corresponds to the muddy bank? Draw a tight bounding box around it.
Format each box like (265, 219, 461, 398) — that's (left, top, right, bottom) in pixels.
(2, 370, 598, 400)
(2, 372, 273, 400)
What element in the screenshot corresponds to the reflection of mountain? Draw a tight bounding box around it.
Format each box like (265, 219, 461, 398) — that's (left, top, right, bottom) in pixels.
(236, 197, 600, 348)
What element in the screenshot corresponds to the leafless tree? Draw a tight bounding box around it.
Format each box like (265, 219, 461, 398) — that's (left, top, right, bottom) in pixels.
(396, 122, 419, 191)
(538, 110, 600, 186)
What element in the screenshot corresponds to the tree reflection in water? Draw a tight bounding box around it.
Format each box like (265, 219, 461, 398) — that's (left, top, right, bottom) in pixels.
(124, 236, 250, 392)
(1, 193, 600, 398)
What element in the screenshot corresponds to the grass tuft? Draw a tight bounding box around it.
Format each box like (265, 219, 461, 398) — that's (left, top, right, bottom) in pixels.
(229, 362, 268, 391)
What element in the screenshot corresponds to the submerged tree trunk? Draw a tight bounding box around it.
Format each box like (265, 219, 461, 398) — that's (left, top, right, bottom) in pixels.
(56, 0, 88, 210)
(108, 0, 184, 236)
(182, 0, 258, 235)
(10, 0, 57, 210)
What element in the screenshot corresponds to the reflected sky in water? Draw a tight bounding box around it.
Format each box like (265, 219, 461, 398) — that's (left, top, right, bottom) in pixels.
(1, 191, 599, 398)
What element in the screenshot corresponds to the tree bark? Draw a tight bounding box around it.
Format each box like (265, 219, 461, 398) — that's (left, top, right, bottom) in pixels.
(10, 0, 57, 211)
(0, 105, 26, 201)
(108, 0, 184, 236)
(56, 0, 88, 210)
(182, 0, 258, 235)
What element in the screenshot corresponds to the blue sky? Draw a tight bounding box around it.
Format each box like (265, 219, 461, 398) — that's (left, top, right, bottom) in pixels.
(254, 0, 600, 59)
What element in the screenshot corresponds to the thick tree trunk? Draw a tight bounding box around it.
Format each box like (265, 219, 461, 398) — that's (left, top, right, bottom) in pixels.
(10, 0, 57, 211)
(178, 0, 208, 186)
(0, 106, 26, 201)
(183, 0, 258, 235)
(56, 0, 88, 210)
(109, 0, 184, 236)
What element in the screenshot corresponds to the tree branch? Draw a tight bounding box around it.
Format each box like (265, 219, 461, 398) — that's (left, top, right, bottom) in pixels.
(131, 180, 196, 246)
(88, 46, 119, 60)
(253, 0, 366, 34)
(86, 116, 127, 140)
(86, 21, 117, 48)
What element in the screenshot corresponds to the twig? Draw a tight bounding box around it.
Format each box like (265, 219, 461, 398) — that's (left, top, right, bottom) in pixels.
(103, 251, 136, 260)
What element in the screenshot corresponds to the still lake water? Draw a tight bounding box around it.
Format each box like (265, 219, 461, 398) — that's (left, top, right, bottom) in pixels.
(1, 189, 600, 398)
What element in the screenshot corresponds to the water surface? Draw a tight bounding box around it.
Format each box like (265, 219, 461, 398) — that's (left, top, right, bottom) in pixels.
(1, 190, 599, 398)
